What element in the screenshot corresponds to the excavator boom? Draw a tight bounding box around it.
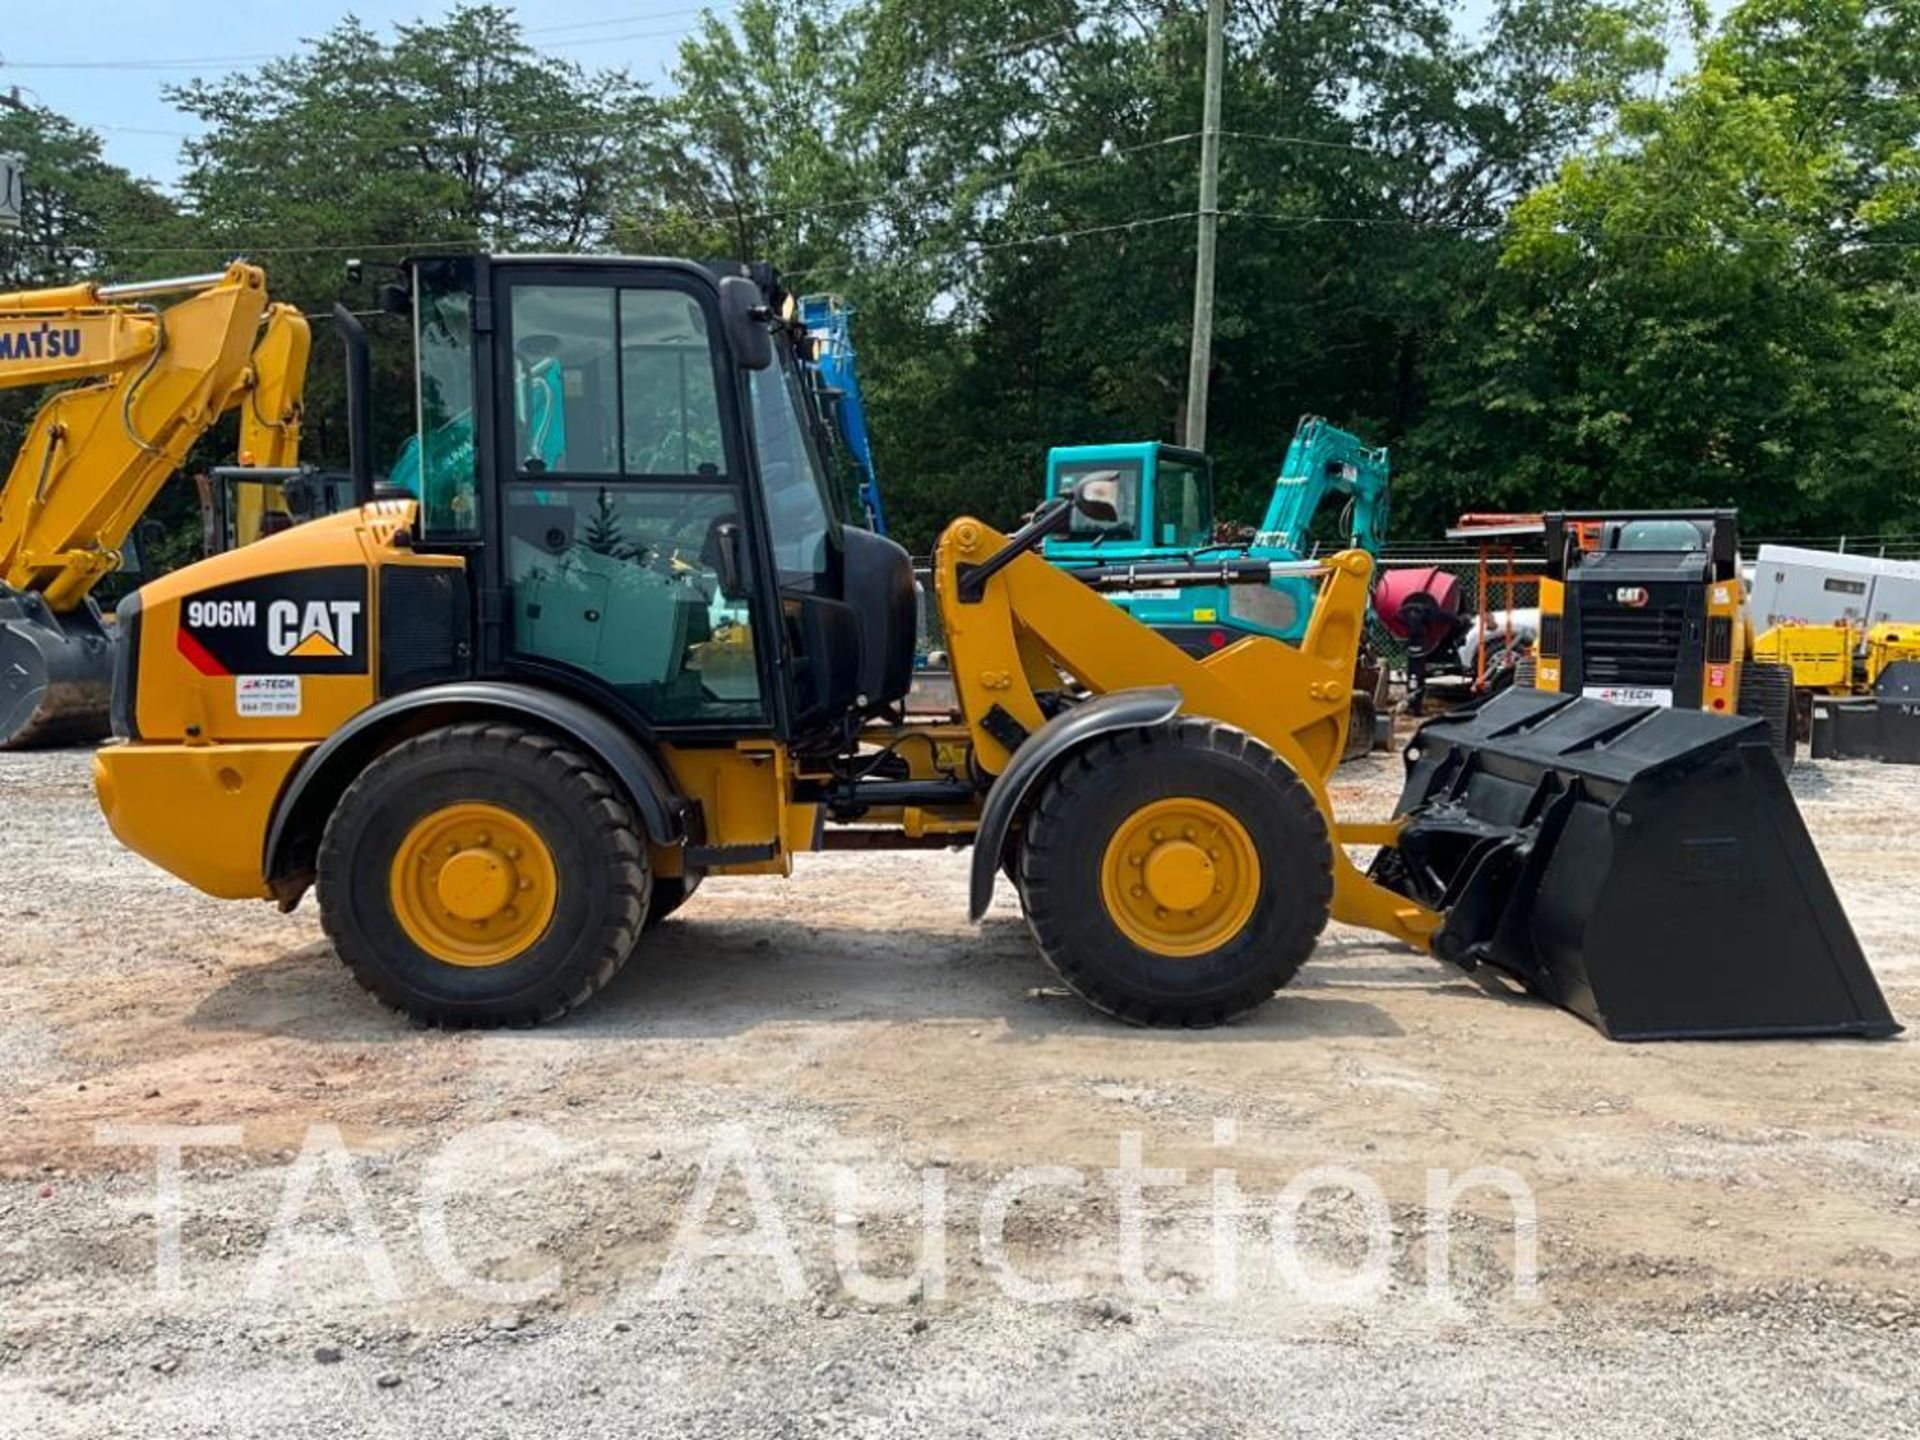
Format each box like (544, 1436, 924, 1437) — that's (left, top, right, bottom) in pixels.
(0, 263, 309, 747)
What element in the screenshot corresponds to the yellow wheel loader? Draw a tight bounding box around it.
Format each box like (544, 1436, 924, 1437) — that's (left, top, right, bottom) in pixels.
(91, 255, 1899, 1040)
(0, 263, 309, 747)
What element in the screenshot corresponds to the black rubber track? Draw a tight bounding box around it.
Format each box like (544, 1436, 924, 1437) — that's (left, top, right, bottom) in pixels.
(1015, 718, 1334, 1027)
(1738, 660, 1798, 770)
(317, 721, 649, 1027)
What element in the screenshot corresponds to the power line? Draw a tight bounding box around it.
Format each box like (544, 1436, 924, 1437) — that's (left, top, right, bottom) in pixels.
(686, 132, 1199, 227)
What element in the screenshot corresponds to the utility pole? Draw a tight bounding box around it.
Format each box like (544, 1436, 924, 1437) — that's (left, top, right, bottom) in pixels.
(1183, 0, 1226, 452)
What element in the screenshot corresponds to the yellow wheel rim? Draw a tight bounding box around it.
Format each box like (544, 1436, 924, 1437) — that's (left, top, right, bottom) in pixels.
(389, 802, 558, 968)
(1099, 796, 1261, 957)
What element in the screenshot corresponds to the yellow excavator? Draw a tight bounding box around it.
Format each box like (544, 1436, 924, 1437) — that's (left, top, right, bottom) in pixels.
(0, 262, 308, 746)
(90, 254, 1899, 1041)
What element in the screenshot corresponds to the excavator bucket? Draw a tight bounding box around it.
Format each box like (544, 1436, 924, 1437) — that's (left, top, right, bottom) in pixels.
(0, 589, 115, 748)
(1375, 687, 1899, 1040)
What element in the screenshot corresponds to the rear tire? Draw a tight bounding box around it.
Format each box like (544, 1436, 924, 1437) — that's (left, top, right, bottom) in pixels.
(1738, 661, 1798, 771)
(1016, 719, 1333, 1027)
(317, 721, 649, 1026)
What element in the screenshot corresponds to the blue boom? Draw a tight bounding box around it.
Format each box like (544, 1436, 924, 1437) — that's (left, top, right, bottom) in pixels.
(799, 293, 886, 536)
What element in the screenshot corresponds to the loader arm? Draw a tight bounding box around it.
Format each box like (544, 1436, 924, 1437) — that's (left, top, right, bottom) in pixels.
(1256, 415, 1390, 558)
(933, 518, 1441, 951)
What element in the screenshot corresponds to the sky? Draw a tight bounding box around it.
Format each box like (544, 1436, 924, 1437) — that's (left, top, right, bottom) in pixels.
(0, 0, 715, 187)
(2, 0, 1640, 191)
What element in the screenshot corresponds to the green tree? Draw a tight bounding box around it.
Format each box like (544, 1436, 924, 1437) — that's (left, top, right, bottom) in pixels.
(166, 4, 670, 470)
(1412, 0, 1920, 535)
(0, 102, 174, 288)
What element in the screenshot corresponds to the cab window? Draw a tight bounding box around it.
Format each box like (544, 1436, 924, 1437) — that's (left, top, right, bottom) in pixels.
(1156, 458, 1211, 548)
(1059, 459, 1142, 542)
(403, 258, 481, 538)
(747, 353, 838, 590)
(500, 278, 761, 725)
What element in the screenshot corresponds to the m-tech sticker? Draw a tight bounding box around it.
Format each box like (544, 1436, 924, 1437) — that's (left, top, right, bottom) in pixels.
(235, 675, 302, 717)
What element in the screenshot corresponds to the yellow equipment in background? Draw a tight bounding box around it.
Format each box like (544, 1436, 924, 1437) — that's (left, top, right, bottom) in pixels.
(1529, 510, 1798, 767)
(1865, 624, 1920, 686)
(1754, 620, 1920, 735)
(1752, 621, 1853, 694)
(90, 254, 1898, 1043)
(0, 263, 308, 746)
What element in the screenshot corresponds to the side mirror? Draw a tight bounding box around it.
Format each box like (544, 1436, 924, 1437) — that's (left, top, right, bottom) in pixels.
(1070, 475, 1121, 524)
(719, 276, 773, 371)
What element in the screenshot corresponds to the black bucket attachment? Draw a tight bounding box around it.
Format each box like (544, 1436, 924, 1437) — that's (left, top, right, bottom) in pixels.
(1374, 687, 1899, 1041)
(1809, 662, 1920, 765)
(0, 587, 115, 749)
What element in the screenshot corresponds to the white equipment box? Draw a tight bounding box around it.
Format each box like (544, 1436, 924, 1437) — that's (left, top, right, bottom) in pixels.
(1748, 544, 1920, 629)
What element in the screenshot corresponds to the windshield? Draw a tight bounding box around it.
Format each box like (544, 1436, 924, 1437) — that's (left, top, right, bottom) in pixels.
(749, 344, 839, 589)
(1059, 459, 1142, 542)
(1614, 519, 1710, 553)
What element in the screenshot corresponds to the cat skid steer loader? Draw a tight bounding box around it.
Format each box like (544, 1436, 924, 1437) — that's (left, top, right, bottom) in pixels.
(92, 255, 1898, 1040)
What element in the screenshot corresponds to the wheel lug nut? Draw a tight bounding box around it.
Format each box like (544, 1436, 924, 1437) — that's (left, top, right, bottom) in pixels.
(518, 878, 533, 891)
(476, 832, 491, 846)
(1154, 906, 1168, 919)
(1150, 828, 1164, 843)
(1128, 853, 1143, 867)
(1183, 827, 1196, 841)
(503, 906, 519, 922)
(1130, 885, 1145, 899)
(506, 846, 521, 860)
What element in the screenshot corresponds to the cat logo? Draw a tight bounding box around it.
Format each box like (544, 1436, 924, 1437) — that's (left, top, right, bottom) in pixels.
(176, 567, 369, 677)
(267, 599, 362, 659)
(1613, 586, 1650, 608)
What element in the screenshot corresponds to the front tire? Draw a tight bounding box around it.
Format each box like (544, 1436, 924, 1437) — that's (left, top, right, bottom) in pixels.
(317, 721, 649, 1026)
(1015, 719, 1334, 1027)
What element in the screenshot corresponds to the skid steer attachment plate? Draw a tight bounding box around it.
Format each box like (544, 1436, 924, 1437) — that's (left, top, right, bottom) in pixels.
(1376, 688, 1899, 1041)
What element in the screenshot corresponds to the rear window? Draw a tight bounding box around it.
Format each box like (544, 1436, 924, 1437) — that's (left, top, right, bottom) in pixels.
(1614, 519, 1708, 553)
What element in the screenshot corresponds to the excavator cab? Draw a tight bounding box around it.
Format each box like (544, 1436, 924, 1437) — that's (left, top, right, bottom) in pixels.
(1040, 417, 1388, 657)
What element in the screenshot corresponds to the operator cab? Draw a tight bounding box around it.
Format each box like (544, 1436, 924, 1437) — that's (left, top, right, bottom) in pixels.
(1041, 442, 1214, 562)
(381, 255, 914, 744)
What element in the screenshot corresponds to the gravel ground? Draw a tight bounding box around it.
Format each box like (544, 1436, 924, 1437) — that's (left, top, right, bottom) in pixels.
(1, 747, 1917, 1438)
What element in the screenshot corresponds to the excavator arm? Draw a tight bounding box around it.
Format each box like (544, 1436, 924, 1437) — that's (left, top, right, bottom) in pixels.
(1255, 415, 1390, 558)
(0, 262, 308, 746)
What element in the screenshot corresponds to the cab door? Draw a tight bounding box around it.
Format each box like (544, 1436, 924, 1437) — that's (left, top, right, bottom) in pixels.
(486, 263, 779, 734)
